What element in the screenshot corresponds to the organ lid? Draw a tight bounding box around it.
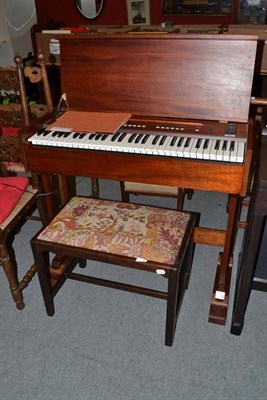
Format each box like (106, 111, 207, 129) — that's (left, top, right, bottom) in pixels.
(59, 33, 258, 124)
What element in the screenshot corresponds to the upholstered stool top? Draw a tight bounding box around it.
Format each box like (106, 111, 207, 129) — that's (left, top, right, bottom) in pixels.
(37, 197, 192, 265)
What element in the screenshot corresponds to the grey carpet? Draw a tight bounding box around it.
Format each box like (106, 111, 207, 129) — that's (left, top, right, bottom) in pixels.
(0, 178, 266, 400)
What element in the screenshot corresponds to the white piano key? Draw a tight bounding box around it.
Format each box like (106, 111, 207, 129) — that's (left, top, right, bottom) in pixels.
(189, 138, 200, 158)
(196, 138, 206, 159)
(229, 141, 238, 162)
(216, 140, 224, 161)
(176, 137, 187, 157)
(161, 136, 178, 156)
(159, 136, 174, 155)
(114, 133, 131, 152)
(52, 131, 74, 147)
(202, 139, 213, 160)
(168, 136, 180, 157)
(39, 130, 60, 146)
(151, 135, 166, 155)
(237, 142, 245, 163)
(222, 140, 231, 162)
(183, 138, 194, 158)
(29, 130, 51, 145)
(209, 139, 219, 160)
(140, 135, 155, 154)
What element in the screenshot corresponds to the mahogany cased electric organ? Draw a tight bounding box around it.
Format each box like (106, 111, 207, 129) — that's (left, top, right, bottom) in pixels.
(21, 33, 257, 325)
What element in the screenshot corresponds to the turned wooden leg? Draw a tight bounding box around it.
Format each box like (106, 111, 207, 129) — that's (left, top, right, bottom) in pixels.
(91, 178, 99, 198)
(120, 181, 130, 202)
(0, 243, 24, 310)
(19, 264, 37, 291)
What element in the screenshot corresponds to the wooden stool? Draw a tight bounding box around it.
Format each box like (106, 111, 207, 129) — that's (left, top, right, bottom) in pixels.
(31, 197, 199, 346)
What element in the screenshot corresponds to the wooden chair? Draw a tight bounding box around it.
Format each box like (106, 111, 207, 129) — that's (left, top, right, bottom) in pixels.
(0, 176, 45, 309)
(121, 182, 186, 210)
(0, 50, 53, 177)
(121, 182, 195, 210)
(235, 97, 267, 229)
(31, 196, 199, 346)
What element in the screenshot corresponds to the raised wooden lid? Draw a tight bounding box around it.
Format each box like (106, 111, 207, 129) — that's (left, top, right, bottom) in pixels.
(59, 34, 257, 123)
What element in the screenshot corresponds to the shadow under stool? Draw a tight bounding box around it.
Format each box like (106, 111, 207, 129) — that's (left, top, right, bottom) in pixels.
(31, 196, 199, 346)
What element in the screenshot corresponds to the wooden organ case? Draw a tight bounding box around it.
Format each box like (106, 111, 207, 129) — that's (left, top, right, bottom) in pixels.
(22, 34, 257, 325)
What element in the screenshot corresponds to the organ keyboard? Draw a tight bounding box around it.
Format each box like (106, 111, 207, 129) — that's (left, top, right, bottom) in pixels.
(28, 125, 246, 163)
(22, 33, 258, 326)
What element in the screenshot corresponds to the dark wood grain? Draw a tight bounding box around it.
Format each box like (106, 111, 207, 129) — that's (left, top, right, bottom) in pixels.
(59, 34, 257, 123)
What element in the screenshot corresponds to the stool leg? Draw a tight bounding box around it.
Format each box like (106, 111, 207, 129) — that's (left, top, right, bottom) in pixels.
(31, 240, 55, 316)
(165, 268, 180, 346)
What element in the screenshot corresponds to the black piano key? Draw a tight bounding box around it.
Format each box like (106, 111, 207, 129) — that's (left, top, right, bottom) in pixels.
(184, 138, 191, 147)
(135, 134, 143, 143)
(196, 138, 202, 148)
(101, 134, 109, 140)
(52, 130, 61, 137)
(111, 132, 121, 142)
(152, 135, 160, 145)
(222, 140, 228, 151)
(177, 137, 184, 146)
(203, 139, 209, 149)
(118, 132, 127, 142)
(128, 134, 137, 143)
(230, 141, 235, 151)
(37, 128, 48, 136)
(94, 133, 102, 140)
(159, 136, 166, 145)
(89, 133, 96, 139)
(63, 132, 71, 138)
(215, 140, 220, 150)
(141, 134, 149, 144)
(170, 137, 178, 146)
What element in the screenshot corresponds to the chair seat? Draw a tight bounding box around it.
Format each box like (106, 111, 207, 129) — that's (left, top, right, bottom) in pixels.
(37, 197, 192, 265)
(123, 182, 179, 196)
(0, 176, 30, 225)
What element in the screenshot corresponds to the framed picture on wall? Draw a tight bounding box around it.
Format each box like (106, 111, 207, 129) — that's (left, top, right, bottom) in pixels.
(162, 0, 234, 16)
(126, 0, 151, 25)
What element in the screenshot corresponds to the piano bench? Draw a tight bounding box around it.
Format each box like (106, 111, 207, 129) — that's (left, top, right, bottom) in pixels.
(31, 196, 199, 346)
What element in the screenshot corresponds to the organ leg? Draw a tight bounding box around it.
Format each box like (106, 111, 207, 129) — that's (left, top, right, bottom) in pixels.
(208, 194, 242, 325)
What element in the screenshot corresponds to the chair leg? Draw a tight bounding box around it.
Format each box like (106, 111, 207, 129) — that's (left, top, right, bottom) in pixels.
(177, 188, 185, 210)
(185, 189, 194, 200)
(120, 181, 130, 202)
(31, 240, 55, 316)
(0, 243, 25, 310)
(91, 178, 99, 198)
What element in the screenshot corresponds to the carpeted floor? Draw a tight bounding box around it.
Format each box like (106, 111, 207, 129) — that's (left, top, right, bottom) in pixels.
(0, 178, 266, 400)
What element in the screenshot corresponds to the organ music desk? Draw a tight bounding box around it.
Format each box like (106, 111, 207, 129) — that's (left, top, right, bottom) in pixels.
(21, 33, 258, 325)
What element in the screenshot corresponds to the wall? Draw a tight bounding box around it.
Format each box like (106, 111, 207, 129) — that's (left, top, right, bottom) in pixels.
(0, 0, 37, 66)
(34, 0, 236, 27)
